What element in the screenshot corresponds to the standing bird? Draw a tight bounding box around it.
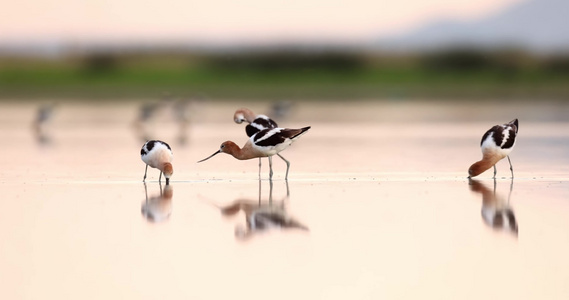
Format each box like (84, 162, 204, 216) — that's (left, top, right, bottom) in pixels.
(141, 140, 174, 184)
(198, 126, 310, 180)
(234, 108, 283, 178)
(468, 119, 518, 178)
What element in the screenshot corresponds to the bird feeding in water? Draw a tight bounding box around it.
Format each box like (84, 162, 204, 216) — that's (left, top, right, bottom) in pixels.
(198, 126, 311, 180)
(233, 108, 284, 178)
(468, 119, 518, 178)
(141, 140, 173, 184)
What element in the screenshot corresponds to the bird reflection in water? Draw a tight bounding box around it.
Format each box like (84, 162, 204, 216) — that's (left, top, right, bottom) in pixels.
(141, 183, 173, 223)
(469, 178, 518, 235)
(211, 180, 308, 240)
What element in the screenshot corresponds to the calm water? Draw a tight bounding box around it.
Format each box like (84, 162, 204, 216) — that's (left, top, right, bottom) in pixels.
(1, 101, 569, 299)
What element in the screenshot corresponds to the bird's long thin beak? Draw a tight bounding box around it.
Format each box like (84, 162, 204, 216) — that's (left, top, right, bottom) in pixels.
(197, 150, 221, 163)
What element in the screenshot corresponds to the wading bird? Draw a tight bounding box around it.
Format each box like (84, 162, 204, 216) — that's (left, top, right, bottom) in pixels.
(141, 140, 173, 184)
(468, 119, 518, 178)
(198, 126, 310, 180)
(233, 108, 285, 178)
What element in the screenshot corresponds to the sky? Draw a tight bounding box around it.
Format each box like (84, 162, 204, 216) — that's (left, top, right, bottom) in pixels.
(0, 0, 523, 45)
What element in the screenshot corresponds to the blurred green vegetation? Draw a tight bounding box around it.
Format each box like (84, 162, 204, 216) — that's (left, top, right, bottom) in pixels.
(1, 48, 569, 100)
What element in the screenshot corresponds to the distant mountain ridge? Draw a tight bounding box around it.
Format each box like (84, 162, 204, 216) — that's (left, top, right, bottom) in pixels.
(377, 0, 569, 52)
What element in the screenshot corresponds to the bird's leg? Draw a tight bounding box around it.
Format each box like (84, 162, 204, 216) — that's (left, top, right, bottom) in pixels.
(285, 178, 290, 198)
(493, 177, 497, 197)
(277, 153, 290, 181)
(493, 165, 497, 179)
(258, 158, 262, 181)
(507, 155, 514, 179)
(268, 156, 273, 181)
(143, 165, 148, 182)
(159, 171, 162, 183)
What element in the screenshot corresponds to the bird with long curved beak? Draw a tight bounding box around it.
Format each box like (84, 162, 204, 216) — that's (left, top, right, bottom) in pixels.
(198, 126, 310, 180)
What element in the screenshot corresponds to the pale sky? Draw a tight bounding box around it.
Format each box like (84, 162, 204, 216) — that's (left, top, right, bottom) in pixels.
(0, 0, 523, 45)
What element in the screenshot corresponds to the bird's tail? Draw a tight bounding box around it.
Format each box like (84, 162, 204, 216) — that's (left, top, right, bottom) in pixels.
(291, 126, 311, 140)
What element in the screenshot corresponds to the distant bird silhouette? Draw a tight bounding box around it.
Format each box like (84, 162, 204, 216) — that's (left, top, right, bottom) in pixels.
(32, 103, 56, 144)
(270, 100, 294, 120)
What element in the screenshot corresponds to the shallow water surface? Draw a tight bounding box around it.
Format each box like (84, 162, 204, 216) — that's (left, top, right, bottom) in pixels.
(1, 101, 569, 299)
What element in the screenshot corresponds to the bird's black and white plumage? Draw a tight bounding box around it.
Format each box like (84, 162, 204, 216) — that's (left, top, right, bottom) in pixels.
(140, 140, 174, 184)
(233, 108, 278, 137)
(246, 116, 278, 137)
(232, 107, 304, 180)
(250, 127, 311, 155)
(469, 119, 519, 178)
(480, 118, 518, 152)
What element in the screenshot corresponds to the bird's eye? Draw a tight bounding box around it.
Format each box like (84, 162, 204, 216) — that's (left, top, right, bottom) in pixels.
(220, 144, 225, 148)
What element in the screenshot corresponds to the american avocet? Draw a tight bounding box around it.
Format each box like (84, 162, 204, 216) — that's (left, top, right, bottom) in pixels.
(233, 107, 279, 138)
(468, 119, 518, 178)
(233, 108, 282, 178)
(198, 126, 310, 180)
(141, 140, 173, 184)
(142, 183, 173, 222)
(469, 178, 518, 235)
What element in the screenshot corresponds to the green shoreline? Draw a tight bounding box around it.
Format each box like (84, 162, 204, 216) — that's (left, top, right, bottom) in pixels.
(2, 66, 568, 100)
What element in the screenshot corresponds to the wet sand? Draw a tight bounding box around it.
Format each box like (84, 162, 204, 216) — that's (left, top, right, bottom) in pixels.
(1, 101, 569, 299)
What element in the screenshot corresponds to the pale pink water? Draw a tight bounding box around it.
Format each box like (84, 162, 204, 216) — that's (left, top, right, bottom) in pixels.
(1, 101, 569, 299)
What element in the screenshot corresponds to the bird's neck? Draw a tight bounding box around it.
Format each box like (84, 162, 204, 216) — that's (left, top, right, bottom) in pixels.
(226, 141, 259, 160)
(470, 155, 500, 177)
